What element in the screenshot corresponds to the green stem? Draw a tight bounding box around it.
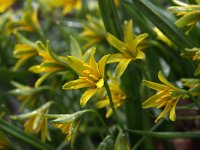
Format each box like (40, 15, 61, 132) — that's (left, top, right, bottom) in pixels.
(104, 81, 123, 129)
(131, 120, 163, 150)
(125, 129, 200, 138)
(0, 119, 54, 150)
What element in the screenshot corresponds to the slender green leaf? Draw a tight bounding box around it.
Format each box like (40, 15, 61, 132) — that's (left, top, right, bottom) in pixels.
(0, 119, 54, 150)
(132, 0, 196, 50)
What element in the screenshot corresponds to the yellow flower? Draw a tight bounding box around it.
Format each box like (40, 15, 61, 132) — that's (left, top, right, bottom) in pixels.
(29, 41, 68, 87)
(13, 32, 37, 70)
(47, 110, 86, 141)
(0, 0, 15, 13)
(168, 0, 200, 32)
(153, 27, 172, 47)
(46, 0, 81, 15)
(11, 101, 53, 142)
(96, 71, 126, 118)
(63, 48, 110, 106)
(3, 6, 42, 35)
(106, 20, 148, 78)
(142, 71, 184, 123)
(181, 47, 200, 75)
(81, 15, 106, 50)
(181, 78, 200, 96)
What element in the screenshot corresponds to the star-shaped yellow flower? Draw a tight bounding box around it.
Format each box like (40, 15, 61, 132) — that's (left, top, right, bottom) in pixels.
(81, 15, 106, 50)
(11, 101, 53, 142)
(13, 32, 37, 70)
(168, 0, 200, 32)
(29, 41, 68, 87)
(106, 20, 148, 78)
(3, 6, 42, 35)
(142, 71, 184, 123)
(63, 48, 110, 106)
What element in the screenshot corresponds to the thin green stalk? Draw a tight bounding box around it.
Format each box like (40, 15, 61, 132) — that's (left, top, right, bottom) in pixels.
(125, 129, 200, 138)
(0, 119, 54, 150)
(87, 109, 111, 134)
(187, 92, 200, 112)
(104, 81, 123, 129)
(131, 120, 163, 150)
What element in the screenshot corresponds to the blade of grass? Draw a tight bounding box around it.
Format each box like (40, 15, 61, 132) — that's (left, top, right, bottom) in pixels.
(98, 0, 123, 39)
(0, 119, 54, 150)
(132, 0, 196, 50)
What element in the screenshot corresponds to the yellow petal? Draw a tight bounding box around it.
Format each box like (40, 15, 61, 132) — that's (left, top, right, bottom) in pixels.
(63, 4, 73, 15)
(62, 78, 93, 90)
(143, 80, 167, 91)
(98, 54, 110, 77)
(106, 33, 127, 54)
(169, 98, 180, 121)
(124, 20, 133, 45)
(107, 53, 126, 63)
(88, 48, 101, 77)
(0, 0, 15, 13)
(131, 33, 148, 56)
(115, 59, 132, 78)
(135, 51, 145, 60)
(158, 71, 180, 91)
(155, 104, 171, 123)
(96, 78, 104, 88)
(80, 88, 98, 106)
(96, 99, 110, 108)
(29, 65, 44, 73)
(35, 72, 53, 87)
(67, 56, 85, 75)
(142, 94, 162, 108)
(106, 108, 113, 118)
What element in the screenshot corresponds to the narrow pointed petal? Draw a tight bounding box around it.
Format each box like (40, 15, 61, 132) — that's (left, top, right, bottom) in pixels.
(115, 59, 132, 78)
(88, 48, 101, 77)
(155, 104, 171, 123)
(131, 33, 148, 55)
(106, 33, 127, 54)
(107, 53, 126, 63)
(35, 72, 53, 87)
(96, 99, 110, 108)
(106, 108, 113, 118)
(67, 56, 85, 75)
(80, 88, 98, 106)
(135, 51, 145, 60)
(143, 80, 167, 91)
(142, 94, 162, 108)
(124, 20, 133, 44)
(98, 54, 110, 77)
(169, 98, 180, 121)
(158, 71, 179, 90)
(62, 78, 93, 90)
